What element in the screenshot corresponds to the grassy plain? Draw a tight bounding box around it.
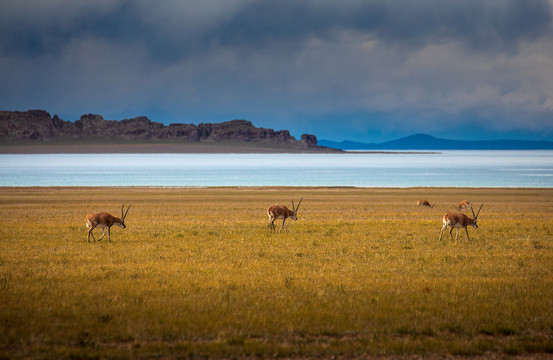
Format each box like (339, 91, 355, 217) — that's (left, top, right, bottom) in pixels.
(1, 186, 552, 359)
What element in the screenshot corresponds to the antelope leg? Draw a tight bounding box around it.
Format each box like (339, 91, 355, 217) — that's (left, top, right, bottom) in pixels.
(439, 224, 447, 241)
(87, 228, 96, 242)
(279, 219, 286, 233)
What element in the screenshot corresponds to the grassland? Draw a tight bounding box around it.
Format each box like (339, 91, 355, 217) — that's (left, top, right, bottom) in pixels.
(1, 186, 552, 359)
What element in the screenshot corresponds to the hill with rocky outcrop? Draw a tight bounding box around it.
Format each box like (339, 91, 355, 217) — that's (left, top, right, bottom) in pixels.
(0, 110, 328, 150)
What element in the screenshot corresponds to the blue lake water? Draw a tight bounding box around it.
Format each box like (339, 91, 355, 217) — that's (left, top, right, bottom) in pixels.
(0, 151, 552, 187)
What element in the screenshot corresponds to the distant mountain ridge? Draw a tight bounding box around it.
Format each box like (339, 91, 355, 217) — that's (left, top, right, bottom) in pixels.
(319, 134, 553, 150)
(0, 110, 332, 151)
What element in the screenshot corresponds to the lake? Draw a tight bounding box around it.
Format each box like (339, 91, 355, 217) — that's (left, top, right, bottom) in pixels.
(0, 151, 552, 187)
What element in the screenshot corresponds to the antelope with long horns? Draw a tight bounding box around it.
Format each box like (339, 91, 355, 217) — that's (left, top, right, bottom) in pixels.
(439, 203, 483, 241)
(417, 200, 435, 208)
(267, 198, 303, 233)
(85, 203, 132, 242)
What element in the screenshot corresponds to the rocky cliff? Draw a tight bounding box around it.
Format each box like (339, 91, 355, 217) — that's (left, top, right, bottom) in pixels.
(0, 110, 327, 150)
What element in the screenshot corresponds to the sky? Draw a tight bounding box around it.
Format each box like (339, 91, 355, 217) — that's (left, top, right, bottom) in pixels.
(1, 0, 553, 143)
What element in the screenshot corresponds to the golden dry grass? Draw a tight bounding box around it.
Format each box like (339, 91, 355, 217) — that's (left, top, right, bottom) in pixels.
(1, 186, 552, 359)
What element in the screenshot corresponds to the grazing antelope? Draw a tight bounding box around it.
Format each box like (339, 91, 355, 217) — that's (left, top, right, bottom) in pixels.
(267, 198, 303, 233)
(85, 204, 132, 242)
(417, 200, 435, 208)
(458, 200, 471, 211)
(439, 203, 483, 241)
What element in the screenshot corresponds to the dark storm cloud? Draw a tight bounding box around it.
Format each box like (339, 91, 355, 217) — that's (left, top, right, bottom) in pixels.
(226, 0, 552, 52)
(1, 0, 552, 141)
(2, 0, 550, 60)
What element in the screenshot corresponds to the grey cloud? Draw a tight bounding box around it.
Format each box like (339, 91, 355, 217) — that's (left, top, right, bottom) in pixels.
(2, 0, 551, 61)
(1, 0, 552, 141)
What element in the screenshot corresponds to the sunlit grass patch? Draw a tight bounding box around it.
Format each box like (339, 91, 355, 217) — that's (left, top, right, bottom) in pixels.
(1, 186, 552, 358)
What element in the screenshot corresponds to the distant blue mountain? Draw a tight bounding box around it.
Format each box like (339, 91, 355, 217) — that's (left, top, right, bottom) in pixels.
(319, 134, 553, 150)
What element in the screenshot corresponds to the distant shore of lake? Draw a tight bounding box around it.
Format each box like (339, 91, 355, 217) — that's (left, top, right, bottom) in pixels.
(0, 142, 341, 154)
(0, 142, 440, 154)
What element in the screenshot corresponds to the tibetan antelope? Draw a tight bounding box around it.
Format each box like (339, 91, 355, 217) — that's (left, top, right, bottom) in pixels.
(85, 203, 132, 242)
(458, 200, 471, 211)
(417, 200, 435, 208)
(439, 203, 483, 241)
(267, 198, 303, 233)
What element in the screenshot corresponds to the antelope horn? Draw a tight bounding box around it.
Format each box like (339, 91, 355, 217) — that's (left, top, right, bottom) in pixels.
(470, 205, 476, 219)
(475, 203, 484, 219)
(122, 203, 132, 221)
(295, 197, 303, 212)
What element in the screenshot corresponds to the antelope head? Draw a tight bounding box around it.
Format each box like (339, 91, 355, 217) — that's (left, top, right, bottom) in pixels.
(470, 203, 484, 229)
(290, 197, 303, 221)
(119, 203, 132, 229)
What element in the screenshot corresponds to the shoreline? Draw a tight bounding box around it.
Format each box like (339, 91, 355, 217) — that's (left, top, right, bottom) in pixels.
(1, 185, 550, 190)
(0, 142, 440, 154)
(0, 142, 340, 154)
